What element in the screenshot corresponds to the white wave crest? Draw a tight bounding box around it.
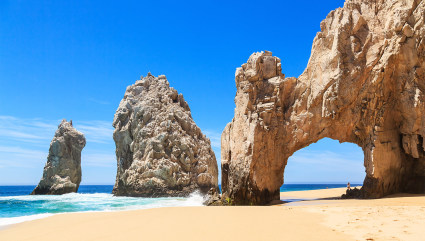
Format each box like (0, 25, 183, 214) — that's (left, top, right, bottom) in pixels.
(0, 214, 53, 227)
(0, 191, 206, 227)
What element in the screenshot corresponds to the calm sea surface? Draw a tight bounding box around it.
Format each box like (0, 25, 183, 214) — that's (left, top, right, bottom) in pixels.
(0, 184, 359, 226)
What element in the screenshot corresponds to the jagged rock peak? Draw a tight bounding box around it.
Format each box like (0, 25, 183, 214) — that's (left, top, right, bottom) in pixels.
(31, 119, 86, 195)
(112, 73, 219, 197)
(236, 51, 284, 83)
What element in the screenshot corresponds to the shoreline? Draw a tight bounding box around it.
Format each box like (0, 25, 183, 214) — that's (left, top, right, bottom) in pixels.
(0, 214, 53, 229)
(0, 185, 352, 227)
(1, 187, 424, 240)
(0, 191, 205, 227)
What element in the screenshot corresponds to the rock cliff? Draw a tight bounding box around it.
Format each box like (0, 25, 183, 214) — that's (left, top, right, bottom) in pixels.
(222, 0, 425, 204)
(112, 73, 218, 197)
(32, 120, 86, 195)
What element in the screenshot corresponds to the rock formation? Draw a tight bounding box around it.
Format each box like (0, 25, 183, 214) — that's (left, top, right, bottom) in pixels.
(112, 73, 218, 197)
(32, 120, 86, 195)
(222, 0, 425, 204)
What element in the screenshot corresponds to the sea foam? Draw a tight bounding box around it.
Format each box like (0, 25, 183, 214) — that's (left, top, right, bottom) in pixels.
(0, 214, 53, 227)
(0, 191, 205, 227)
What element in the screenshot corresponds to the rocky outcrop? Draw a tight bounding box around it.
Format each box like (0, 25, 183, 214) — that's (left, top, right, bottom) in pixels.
(32, 120, 86, 195)
(112, 73, 219, 197)
(222, 0, 425, 204)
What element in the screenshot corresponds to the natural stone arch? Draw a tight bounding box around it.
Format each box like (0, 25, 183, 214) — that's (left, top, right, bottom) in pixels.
(221, 0, 425, 205)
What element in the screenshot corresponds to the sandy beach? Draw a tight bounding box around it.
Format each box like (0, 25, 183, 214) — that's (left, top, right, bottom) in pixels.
(1, 187, 425, 241)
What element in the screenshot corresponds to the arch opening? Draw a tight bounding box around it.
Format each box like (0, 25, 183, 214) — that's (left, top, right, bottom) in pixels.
(282, 138, 365, 190)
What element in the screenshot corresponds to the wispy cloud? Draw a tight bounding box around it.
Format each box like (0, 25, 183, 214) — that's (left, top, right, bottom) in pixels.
(291, 150, 361, 162)
(0, 145, 46, 157)
(0, 146, 116, 169)
(203, 129, 221, 149)
(285, 149, 366, 183)
(288, 149, 364, 173)
(0, 116, 116, 171)
(0, 145, 47, 168)
(0, 116, 114, 145)
(74, 121, 113, 144)
(88, 98, 110, 105)
(82, 152, 116, 167)
(0, 116, 56, 143)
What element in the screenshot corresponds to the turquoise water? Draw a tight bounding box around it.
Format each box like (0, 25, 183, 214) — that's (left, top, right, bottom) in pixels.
(0, 184, 359, 226)
(0, 185, 114, 197)
(0, 185, 204, 226)
(279, 183, 358, 192)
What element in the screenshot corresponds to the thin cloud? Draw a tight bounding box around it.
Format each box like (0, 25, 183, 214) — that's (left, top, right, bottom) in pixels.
(0, 145, 47, 168)
(0, 116, 114, 144)
(0, 145, 46, 157)
(82, 152, 116, 167)
(74, 120, 114, 144)
(203, 129, 221, 149)
(0, 116, 115, 171)
(31, 121, 58, 129)
(0, 160, 34, 168)
(0, 130, 45, 141)
(288, 150, 363, 172)
(88, 98, 110, 105)
(0, 116, 16, 121)
(291, 150, 361, 162)
(0, 116, 55, 143)
(0, 145, 116, 169)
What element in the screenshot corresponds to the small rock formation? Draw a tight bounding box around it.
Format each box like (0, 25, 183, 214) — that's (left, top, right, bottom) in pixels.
(31, 120, 86, 195)
(203, 188, 225, 206)
(342, 187, 362, 199)
(222, 0, 425, 204)
(112, 73, 219, 197)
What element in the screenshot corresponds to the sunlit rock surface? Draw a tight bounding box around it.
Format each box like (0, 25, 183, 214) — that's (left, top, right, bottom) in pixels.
(32, 120, 86, 195)
(222, 0, 425, 204)
(112, 73, 218, 197)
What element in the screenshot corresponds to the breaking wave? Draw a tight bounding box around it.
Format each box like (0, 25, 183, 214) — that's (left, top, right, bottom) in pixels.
(0, 191, 205, 227)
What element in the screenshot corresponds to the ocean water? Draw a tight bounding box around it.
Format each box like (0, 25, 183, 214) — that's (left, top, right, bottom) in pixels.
(279, 183, 360, 192)
(0, 184, 359, 227)
(0, 185, 204, 227)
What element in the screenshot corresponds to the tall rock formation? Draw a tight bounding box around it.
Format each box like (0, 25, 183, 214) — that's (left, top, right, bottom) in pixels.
(222, 0, 425, 204)
(112, 73, 218, 197)
(32, 120, 86, 195)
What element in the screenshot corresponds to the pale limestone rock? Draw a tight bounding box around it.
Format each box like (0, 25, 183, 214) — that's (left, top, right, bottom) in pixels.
(32, 120, 86, 195)
(112, 74, 218, 197)
(222, 0, 425, 204)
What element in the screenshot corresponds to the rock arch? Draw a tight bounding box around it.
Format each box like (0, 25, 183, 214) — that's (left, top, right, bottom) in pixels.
(221, 0, 425, 205)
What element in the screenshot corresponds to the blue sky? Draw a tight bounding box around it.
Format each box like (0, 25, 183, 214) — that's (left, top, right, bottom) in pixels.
(0, 0, 365, 185)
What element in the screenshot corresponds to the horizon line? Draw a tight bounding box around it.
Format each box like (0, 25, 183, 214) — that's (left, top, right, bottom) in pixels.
(0, 182, 364, 186)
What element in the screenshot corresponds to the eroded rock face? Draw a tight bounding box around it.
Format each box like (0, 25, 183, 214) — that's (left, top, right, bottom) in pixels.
(32, 120, 86, 195)
(222, 0, 425, 204)
(112, 73, 218, 197)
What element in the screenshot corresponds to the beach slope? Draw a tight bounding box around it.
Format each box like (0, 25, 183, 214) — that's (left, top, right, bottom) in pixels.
(1, 188, 425, 241)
